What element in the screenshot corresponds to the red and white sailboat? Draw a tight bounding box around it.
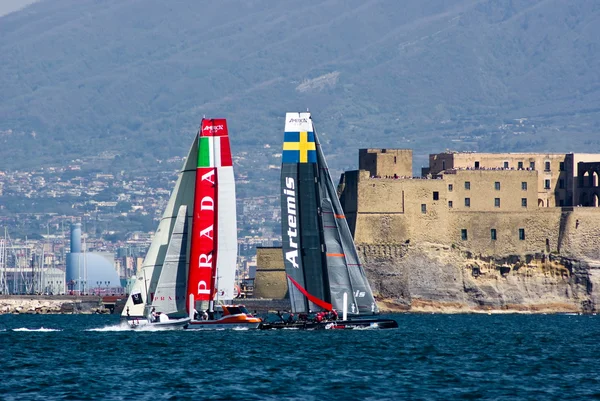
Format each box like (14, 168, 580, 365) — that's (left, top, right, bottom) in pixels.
(122, 118, 260, 330)
(185, 118, 261, 330)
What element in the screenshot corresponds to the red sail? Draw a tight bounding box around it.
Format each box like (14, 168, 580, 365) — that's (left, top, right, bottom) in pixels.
(187, 119, 229, 306)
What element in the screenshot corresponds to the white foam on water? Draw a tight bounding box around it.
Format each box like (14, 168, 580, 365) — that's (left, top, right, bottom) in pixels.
(12, 327, 61, 332)
(86, 323, 134, 332)
(87, 322, 185, 332)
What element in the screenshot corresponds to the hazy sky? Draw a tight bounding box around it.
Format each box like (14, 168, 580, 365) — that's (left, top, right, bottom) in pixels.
(0, 0, 40, 17)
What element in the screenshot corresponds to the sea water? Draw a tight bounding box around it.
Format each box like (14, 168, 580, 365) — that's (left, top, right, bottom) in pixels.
(0, 313, 599, 400)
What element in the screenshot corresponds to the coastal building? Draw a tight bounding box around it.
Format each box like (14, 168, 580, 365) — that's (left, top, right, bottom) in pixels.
(339, 149, 600, 258)
(424, 151, 600, 207)
(66, 223, 122, 295)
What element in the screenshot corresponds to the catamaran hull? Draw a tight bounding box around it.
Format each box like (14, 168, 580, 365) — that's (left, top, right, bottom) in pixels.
(259, 318, 398, 330)
(124, 317, 191, 329)
(185, 321, 261, 330)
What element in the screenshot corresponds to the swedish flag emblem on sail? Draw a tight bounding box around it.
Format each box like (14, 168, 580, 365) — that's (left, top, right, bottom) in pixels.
(282, 131, 317, 163)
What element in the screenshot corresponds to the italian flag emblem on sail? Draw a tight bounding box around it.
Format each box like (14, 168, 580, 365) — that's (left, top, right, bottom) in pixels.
(199, 119, 232, 167)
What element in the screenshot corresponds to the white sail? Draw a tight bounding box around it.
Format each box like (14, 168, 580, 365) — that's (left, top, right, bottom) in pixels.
(215, 166, 237, 300)
(122, 140, 196, 318)
(151, 205, 189, 315)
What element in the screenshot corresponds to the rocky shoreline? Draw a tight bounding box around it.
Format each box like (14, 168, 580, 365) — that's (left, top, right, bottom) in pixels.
(376, 298, 586, 314)
(361, 242, 600, 315)
(0, 295, 113, 314)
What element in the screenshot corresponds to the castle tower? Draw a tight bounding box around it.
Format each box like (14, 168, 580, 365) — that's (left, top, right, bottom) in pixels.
(359, 149, 412, 178)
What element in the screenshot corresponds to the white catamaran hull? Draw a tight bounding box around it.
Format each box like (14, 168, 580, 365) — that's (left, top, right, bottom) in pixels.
(125, 317, 191, 330)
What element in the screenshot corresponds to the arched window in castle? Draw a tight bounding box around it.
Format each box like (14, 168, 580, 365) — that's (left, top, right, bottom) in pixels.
(518, 228, 526, 240)
(538, 198, 544, 207)
(503, 161, 509, 169)
(461, 229, 468, 240)
(582, 171, 590, 187)
(544, 179, 551, 189)
(593, 171, 599, 187)
(490, 229, 497, 240)
(594, 194, 599, 207)
(518, 161, 523, 170)
(544, 161, 551, 171)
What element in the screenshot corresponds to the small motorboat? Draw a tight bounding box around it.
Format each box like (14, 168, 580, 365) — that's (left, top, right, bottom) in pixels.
(185, 305, 261, 330)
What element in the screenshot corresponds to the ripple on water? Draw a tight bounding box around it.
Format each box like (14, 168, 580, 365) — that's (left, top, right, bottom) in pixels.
(0, 314, 599, 400)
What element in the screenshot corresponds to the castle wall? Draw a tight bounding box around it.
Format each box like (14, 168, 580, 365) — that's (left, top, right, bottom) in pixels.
(561, 208, 600, 261)
(429, 152, 600, 208)
(253, 247, 287, 299)
(338, 170, 361, 235)
(353, 177, 449, 245)
(341, 166, 600, 260)
(443, 169, 538, 211)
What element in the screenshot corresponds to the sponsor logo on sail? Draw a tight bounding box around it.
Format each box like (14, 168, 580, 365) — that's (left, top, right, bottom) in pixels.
(283, 177, 299, 268)
(288, 117, 308, 124)
(153, 295, 185, 301)
(195, 169, 216, 296)
(354, 290, 366, 298)
(202, 124, 224, 133)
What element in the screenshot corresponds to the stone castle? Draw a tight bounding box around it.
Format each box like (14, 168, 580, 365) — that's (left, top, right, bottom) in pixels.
(254, 149, 600, 313)
(339, 149, 600, 259)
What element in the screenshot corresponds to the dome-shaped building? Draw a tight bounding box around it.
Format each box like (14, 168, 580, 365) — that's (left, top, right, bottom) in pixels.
(66, 223, 122, 294)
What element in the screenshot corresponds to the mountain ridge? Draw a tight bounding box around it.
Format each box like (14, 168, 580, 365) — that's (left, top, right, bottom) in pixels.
(1, 0, 600, 197)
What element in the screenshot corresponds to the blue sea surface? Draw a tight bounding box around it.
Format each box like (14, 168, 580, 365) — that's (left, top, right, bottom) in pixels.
(0, 313, 599, 400)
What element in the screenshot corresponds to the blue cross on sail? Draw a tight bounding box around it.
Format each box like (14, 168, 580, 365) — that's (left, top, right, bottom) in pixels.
(283, 112, 316, 164)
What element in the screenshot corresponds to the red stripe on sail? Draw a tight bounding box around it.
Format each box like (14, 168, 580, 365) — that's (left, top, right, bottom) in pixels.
(287, 274, 332, 311)
(188, 166, 217, 304)
(200, 118, 228, 137)
(220, 136, 232, 167)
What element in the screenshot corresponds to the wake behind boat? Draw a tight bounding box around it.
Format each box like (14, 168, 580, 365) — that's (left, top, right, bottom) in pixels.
(260, 112, 398, 330)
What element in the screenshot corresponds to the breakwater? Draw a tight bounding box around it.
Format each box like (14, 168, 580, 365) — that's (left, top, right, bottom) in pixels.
(0, 295, 116, 314)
